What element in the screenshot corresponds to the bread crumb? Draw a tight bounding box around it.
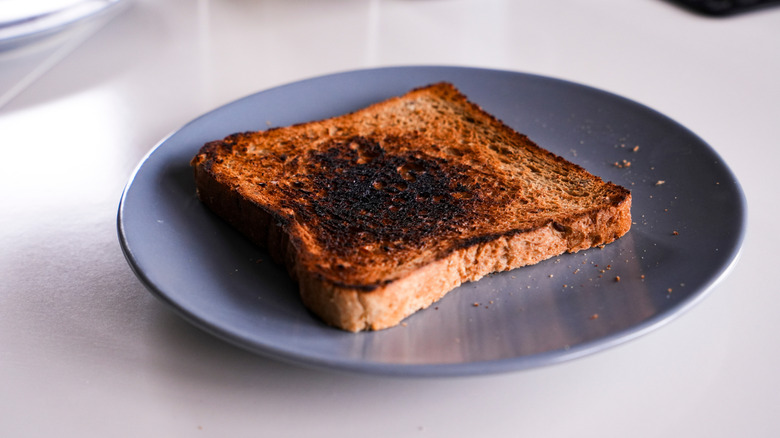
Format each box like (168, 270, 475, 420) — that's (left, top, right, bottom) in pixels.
(672, 230, 679, 236)
(667, 288, 673, 293)
(590, 314, 599, 320)
(615, 276, 621, 282)
(655, 180, 666, 186)
(472, 302, 480, 307)
(402, 322, 408, 327)
(614, 160, 632, 168)
(640, 274, 645, 280)
(632, 145, 640, 152)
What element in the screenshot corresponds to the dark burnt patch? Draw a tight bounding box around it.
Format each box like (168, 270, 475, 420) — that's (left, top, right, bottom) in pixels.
(282, 136, 484, 255)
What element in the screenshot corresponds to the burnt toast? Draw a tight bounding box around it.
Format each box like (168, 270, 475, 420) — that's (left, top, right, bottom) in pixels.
(191, 82, 632, 332)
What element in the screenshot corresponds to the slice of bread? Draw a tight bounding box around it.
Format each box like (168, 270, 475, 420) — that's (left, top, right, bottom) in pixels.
(191, 82, 632, 332)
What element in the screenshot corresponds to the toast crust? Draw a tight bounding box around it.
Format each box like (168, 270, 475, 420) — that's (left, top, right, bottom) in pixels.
(191, 83, 632, 331)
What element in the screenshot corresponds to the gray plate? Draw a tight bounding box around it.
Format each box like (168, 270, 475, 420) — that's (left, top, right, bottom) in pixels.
(118, 66, 746, 376)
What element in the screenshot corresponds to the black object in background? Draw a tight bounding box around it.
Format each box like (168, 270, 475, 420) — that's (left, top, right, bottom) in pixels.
(668, 0, 780, 16)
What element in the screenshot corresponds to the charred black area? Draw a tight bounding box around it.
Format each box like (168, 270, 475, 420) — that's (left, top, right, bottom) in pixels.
(285, 136, 482, 254)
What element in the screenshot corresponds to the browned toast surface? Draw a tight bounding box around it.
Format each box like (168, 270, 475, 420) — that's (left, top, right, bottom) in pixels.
(191, 82, 632, 331)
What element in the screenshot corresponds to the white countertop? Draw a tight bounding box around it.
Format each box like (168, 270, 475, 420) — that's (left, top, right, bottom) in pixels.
(1, 1, 778, 436)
